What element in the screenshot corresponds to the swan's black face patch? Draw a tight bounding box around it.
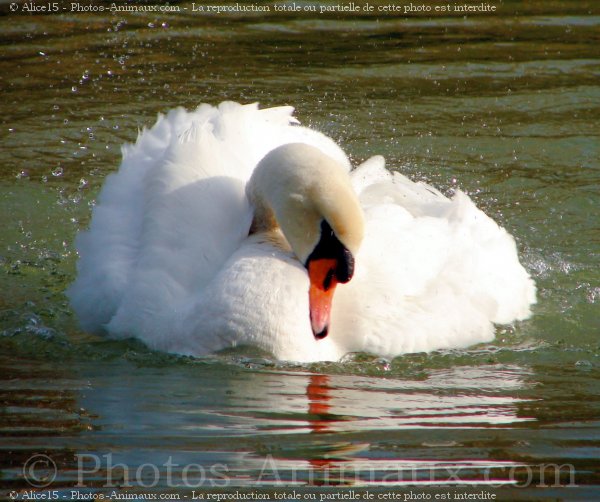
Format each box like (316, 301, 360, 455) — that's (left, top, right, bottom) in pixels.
(306, 220, 354, 284)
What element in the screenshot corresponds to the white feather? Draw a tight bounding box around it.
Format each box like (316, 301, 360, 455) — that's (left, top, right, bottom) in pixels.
(68, 102, 536, 362)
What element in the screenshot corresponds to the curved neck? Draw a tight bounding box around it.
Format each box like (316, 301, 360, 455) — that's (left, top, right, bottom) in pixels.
(247, 143, 364, 264)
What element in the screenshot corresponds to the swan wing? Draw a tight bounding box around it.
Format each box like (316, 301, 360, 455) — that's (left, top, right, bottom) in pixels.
(334, 171, 536, 357)
(68, 102, 349, 343)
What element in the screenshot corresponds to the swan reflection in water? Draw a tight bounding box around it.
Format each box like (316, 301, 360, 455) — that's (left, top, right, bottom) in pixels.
(242, 367, 534, 486)
(77, 360, 533, 487)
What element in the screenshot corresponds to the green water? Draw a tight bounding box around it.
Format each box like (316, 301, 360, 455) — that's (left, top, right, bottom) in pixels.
(1, 2, 599, 500)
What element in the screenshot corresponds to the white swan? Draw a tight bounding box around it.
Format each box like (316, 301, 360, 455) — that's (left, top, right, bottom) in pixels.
(68, 101, 536, 363)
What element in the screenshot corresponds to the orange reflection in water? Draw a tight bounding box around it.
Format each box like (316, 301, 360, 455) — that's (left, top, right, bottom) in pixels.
(307, 374, 333, 434)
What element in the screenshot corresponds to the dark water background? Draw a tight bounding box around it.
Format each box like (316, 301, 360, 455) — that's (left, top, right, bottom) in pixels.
(1, 1, 599, 500)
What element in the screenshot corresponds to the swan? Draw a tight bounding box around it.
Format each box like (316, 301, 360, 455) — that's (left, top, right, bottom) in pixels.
(68, 101, 536, 363)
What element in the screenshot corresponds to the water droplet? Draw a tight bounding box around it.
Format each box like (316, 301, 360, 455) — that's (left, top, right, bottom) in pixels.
(575, 360, 592, 370)
(377, 358, 391, 372)
(587, 287, 600, 303)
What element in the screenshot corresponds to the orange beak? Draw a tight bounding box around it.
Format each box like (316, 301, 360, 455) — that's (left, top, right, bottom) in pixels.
(308, 258, 339, 339)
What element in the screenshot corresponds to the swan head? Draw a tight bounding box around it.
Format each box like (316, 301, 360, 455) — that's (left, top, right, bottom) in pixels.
(248, 143, 364, 339)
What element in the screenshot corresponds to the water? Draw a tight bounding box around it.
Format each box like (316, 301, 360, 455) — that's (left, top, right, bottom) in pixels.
(1, 2, 599, 500)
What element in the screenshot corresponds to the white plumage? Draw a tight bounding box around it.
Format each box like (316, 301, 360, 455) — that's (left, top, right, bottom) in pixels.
(68, 101, 536, 362)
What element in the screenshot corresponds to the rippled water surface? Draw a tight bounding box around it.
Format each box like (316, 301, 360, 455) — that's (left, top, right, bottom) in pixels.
(1, 2, 599, 500)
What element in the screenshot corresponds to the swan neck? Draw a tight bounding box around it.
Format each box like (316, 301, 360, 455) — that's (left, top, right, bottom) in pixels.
(247, 143, 363, 264)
